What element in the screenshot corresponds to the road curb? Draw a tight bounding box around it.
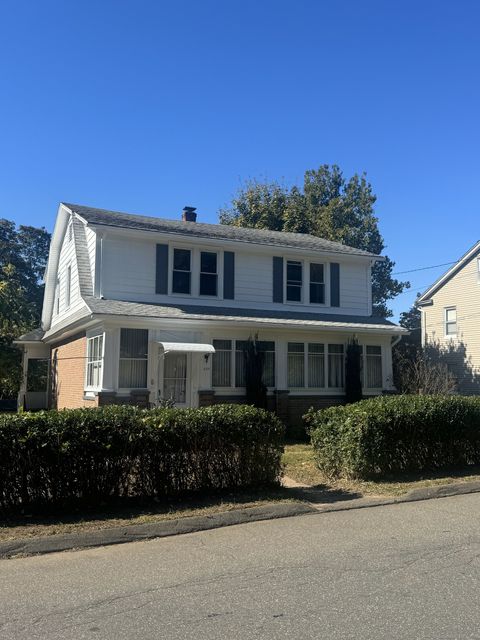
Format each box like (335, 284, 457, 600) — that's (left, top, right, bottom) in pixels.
(2, 480, 480, 559)
(0, 502, 316, 560)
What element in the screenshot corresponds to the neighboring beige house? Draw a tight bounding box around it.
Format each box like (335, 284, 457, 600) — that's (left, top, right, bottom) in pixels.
(418, 241, 480, 394)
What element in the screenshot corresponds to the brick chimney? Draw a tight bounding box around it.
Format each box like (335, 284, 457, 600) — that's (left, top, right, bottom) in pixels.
(182, 206, 197, 222)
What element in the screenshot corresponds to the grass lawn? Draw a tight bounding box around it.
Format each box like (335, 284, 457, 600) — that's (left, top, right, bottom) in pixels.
(283, 443, 480, 497)
(0, 488, 298, 542)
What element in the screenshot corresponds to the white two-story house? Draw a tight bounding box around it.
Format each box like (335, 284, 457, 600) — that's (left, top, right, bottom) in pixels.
(16, 203, 406, 426)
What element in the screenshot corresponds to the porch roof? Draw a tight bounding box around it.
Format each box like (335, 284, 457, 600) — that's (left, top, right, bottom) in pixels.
(84, 297, 407, 334)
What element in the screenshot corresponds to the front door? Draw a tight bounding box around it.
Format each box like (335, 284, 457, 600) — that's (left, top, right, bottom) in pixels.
(161, 352, 189, 407)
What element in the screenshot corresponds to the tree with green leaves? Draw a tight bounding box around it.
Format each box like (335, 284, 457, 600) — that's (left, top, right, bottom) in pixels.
(219, 165, 409, 316)
(0, 219, 50, 398)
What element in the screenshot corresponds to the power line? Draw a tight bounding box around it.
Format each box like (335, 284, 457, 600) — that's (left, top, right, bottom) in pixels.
(392, 260, 457, 276)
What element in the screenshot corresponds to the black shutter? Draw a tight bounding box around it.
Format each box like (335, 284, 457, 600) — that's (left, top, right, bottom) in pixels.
(223, 251, 235, 299)
(273, 256, 284, 303)
(330, 262, 340, 307)
(155, 244, 169, 294)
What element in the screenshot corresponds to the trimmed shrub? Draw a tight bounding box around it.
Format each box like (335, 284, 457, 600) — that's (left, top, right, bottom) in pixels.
(306, 395, 480, 479)
(0, 404, 284, 513)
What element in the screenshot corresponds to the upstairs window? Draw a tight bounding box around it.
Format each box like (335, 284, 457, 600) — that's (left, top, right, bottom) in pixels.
(445, 307, 457, 336)
(200, 251, 218, 296)
(309, 263, 325, 304)
(86, 335, 103, 389)
(172, 249, 191, 294)
(119, 329, 148, 388)
(286, 260, 302, 302)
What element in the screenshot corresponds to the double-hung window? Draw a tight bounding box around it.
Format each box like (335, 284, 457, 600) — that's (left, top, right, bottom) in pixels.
(286, 260, 302, 302)
(119, 329, 148, 388)
(287, 343, 325, 388)
(309, 263, 325, 304)
(200, 251, 218, 296)
(364, 346, 382, 388)
(86, 334, 103, 389)
(172, 249, 191, 294)
(328, 344, 344, 388)
(212, 339, 232, 387)
(445, 307, 457, 336)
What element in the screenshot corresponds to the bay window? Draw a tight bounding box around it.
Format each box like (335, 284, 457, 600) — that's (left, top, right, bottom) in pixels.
(119, 328, 148, 388)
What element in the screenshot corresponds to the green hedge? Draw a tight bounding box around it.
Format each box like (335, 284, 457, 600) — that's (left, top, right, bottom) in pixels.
(307, 395, 480, 479)
(0, 404, 284, 513)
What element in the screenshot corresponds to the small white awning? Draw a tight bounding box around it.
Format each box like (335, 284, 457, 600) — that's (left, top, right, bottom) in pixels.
(157, 342, 216, 355)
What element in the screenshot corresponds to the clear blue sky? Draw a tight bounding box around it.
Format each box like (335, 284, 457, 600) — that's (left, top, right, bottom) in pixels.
(1, 0, 479, 318)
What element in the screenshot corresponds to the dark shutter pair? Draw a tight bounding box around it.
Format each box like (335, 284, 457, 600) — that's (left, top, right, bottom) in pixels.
(155, 244, 235, 299)
(272, 256, 340, 307)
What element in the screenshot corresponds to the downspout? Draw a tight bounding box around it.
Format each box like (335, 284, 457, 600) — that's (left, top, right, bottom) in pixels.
(391, 334, 402, 348)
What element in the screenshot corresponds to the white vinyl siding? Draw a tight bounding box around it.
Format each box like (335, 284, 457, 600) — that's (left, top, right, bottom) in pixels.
(65, 265, 72, 308)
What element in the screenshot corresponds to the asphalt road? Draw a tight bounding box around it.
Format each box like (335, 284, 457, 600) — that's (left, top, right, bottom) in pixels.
(2, 493, 480, 640)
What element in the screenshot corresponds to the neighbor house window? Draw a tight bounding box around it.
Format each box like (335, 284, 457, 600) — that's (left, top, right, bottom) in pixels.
(212, 339, 232, 387)
(172, 248, 191, 294)
(287, 343, 325, 388)
(286, 260, 302, 302)
(119, 328, 148, 388)
(86, 335, 103, 389)
(364, 345, 382, 389)
(328, 344, 344, 388)
(309, 263, 325, 304)
(235, 340, 275, 388)
(445, 307, 457, 336)
(200, 251, 218, 296)
(65, 265, 72, 308)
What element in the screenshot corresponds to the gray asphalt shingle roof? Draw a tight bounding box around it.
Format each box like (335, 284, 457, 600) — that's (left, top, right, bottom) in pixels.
(63, 203, 379, 258)
(84, 297, 403, 331)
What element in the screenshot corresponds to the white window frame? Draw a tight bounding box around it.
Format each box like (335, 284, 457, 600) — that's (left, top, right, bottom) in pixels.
(211, 339, 276, 390)
(199, 250, 219, 297)
(285, 259, 304, 303)
(171, 247, 192, 296)
(287, 342, 326, 389)
(362, 345, 383, 390)
(211, 339, 233, 388)
(327, 344, 345, 389)
(85, 333, 104, 391)
(309, 263, 326, 305)
(444, 306, 457, 337)
(118, 328, 149, 390)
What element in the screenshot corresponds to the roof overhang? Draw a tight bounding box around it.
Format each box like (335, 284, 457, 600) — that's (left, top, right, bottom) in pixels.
(157, 341, 216, 354)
